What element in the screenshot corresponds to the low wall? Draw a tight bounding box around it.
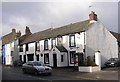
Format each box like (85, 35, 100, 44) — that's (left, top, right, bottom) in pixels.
(78, 66, 101, 72)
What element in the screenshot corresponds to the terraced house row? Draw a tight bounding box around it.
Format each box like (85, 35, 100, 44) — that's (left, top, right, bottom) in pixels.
(1, 11, 120, 67)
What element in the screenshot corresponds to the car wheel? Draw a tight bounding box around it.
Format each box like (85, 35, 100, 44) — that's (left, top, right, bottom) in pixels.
(34, 70, 38, 75)
(23, 69, 26, 73)
(48, 73, 52, 75)
(114, 64, 118, 67)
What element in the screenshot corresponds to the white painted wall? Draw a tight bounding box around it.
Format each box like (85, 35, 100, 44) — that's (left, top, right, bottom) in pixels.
(12, 40, 19, 62)
(51, 47, 68, 67)
(0, 40, 2, 63)
(86, 21, 118, 67)
(5, 44, 12, 65)
(26, 42, 35, 54)
(62, 33, 85, 52)
(19, 44, 25, 62)
(19, 32, 85, 67)
(119, 2, 120, 59)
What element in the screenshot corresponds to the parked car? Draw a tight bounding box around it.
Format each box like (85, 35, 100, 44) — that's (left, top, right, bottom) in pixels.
(13, 60, 24, 66)
(105, 58, 120, 67)
(22, 61, 52, 75)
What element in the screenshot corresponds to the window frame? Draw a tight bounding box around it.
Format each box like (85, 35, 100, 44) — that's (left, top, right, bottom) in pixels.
(44, 40, 49, 50)
(61, 55, 64, 62)
(19, 45, 23, 52)
(44, 53, 49, 64)
(69, 35, 76, 47)
(70, 51, 76, 64)
(35, 42, 40, 51)
(51, 39, 56, 48)
(57, 36, 62, 46)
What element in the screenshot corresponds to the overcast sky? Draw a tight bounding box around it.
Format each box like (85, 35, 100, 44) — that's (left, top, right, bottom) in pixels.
(1, 0, 120, 37)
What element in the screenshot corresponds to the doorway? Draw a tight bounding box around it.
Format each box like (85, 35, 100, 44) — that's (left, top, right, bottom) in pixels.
(78, 53, 84, 66)
(24, 55, 26, 63)
(53, 54, 57, 67)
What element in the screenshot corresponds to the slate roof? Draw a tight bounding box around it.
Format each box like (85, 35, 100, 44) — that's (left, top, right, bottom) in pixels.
(110, 31, 120, 41)
(21, 20, 90, 44)
(21, 28, 53, 44)
(56, 45, 68, 52)
(2, 32, 17, 45)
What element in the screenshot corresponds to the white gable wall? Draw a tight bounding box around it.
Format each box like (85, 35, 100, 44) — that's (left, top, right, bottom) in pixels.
(5, 43, 12, 65)
(86, 21, 118, 67)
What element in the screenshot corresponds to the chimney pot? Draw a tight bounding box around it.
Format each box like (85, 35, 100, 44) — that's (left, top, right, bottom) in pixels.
(12, 28, 16, 33)
(89, 11, 97, 21)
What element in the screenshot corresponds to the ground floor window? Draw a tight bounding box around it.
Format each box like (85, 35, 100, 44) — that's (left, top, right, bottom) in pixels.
(27, 54, 34, 61)
(61, 55, 64, 62)
(70, 51, 76, 64)
(36, 55, 39, 61)
(44, 53, 49, 64)
(19, 55, 22, 61)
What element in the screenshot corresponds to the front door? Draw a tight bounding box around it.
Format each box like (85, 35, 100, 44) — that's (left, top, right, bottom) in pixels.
(53, 54, 57, 67)
(78, 53, 84, 66)
(24, 55, 26, 63)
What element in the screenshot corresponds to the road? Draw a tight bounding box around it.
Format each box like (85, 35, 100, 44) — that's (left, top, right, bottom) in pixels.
(0, 64, 1, 81)
(2, 65, 119, 81)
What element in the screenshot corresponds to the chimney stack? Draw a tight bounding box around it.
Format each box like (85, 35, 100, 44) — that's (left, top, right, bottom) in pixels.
(25, 26, 32, 35)
(16, 31, 21, 38)
(12, 28, 16, 33)
(89, 11, 97, 22)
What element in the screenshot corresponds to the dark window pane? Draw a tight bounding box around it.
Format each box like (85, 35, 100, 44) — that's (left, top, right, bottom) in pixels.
(69, 35, 76, 47)
(44, 53, 49, 64)
(44, 40, 48, 50)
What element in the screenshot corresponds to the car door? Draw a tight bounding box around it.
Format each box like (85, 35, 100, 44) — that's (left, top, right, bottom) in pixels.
(27, 63, 34, 73)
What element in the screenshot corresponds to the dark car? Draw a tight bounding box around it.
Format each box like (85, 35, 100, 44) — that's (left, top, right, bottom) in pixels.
(105, 58, 120, 67)
(22, 61, 52, 75)
(13, 60, 24, 66)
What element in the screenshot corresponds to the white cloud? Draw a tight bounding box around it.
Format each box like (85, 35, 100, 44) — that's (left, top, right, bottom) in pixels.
(1, 0, 119, 37)
(8, 16, 29, 26)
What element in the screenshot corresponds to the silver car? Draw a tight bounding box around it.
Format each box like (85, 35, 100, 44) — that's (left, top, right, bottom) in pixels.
(22, 61, 52, 75)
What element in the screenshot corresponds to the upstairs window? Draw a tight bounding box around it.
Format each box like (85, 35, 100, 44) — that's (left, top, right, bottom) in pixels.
(69, 35, 76, 47)
(44, 53, 49, 64)
(51, 39, 56, 48)
(57, 36, 62, 46)
(35, 42, 40, 51)
(19, 45, 23, 52)
(26, 43, 29, 51)
(44, 40, 48, 50)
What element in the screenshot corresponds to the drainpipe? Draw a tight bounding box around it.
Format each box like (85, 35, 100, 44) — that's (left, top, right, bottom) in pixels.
(83, 31, 86, 65)
(67, 51, 69, 66)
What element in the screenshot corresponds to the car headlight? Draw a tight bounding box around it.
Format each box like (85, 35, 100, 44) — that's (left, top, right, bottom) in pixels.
(111, 63, 114, 64)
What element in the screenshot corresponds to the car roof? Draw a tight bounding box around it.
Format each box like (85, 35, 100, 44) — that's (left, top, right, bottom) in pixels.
(27, 61, 43, 63)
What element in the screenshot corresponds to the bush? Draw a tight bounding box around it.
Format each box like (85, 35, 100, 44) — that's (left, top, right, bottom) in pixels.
(86, 56, 97, 66)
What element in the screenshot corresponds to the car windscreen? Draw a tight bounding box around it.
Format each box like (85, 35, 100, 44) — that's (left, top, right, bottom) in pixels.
(32, 62, 44, 66)
(109, 58, 118, 61)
